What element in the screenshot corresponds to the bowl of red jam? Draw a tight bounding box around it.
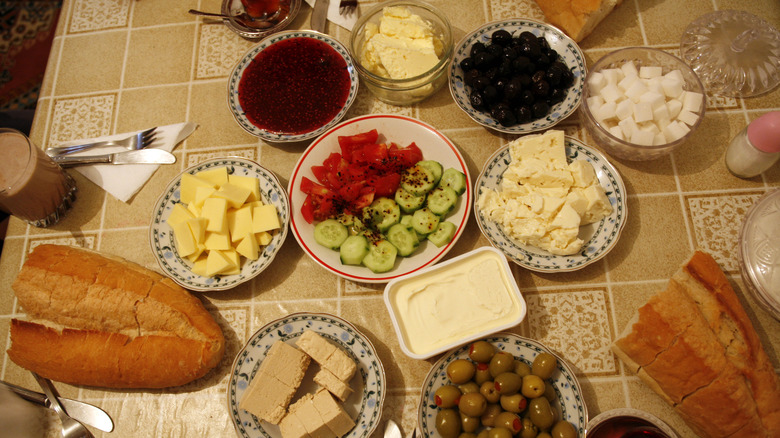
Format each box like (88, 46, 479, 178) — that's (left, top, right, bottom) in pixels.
(228, 30, 359, 142)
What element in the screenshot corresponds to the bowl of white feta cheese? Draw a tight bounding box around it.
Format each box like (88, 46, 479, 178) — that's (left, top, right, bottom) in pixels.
(474, 130, 627, 272)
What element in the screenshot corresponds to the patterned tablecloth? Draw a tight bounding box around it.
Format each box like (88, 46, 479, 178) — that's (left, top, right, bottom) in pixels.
(0, 0, 778, 437)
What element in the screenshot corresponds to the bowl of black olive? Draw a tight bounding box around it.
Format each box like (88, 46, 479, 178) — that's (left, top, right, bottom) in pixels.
(449, 19, 586, 133)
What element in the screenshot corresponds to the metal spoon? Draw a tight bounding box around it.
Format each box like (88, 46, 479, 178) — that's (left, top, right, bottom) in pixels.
(188, 9, 277, 29)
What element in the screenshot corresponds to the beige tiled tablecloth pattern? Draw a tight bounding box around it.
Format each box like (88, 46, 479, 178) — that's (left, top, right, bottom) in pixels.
(1, 0, 779, 437)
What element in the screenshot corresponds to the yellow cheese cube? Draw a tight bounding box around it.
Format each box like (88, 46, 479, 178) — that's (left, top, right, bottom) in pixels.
(223, 249, 241, 268)
(171, 221, 197, 257)
(202, 197, 228, 233)
(204, 231, 231, 251)
(186, 243, 207, 262)
(193, 186, 216, 208)
(166, 203, 195, 227)
(252, 204, 281, 233)
(180, 173, 215, 204)
(186, 202, 201, 218)
(187, 217, 208, 244)
(229, 174, 261, 202)
(205, 250, 232, 276)
(248, 200, 265, 208)
(196, 167, 229, 188)
(220, 265, 241, 275)
(228, 205, 253, 243)
(213, 182, 252, 209)
(192, 258, 208, 276)
(256, 231, 273, 246)
(236, 234, 259, 260)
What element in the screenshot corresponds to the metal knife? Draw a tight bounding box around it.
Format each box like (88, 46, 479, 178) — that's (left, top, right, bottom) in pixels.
(311, 0, 329, 32)
(51, 148, 176, 167)
(0, 380, 114, 432)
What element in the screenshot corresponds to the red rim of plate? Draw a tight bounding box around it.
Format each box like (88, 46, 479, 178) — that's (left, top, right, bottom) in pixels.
(288, 114, 472, 283)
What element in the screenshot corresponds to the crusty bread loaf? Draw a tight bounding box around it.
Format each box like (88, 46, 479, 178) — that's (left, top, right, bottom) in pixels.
(612, 250, 780, 437)
(534, 0, 623, 42)
(7, 244, 225, 388)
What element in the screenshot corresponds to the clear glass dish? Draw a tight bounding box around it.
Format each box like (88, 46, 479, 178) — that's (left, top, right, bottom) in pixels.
(738, 189, 780, 321)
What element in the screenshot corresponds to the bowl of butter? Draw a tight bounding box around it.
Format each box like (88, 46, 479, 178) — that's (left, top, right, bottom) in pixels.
(349, 0, 453, 106)
(475, 130, 627, 272)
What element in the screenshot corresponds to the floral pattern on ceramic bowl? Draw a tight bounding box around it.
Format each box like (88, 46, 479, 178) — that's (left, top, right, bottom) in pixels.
(228, 312, 386, 438)
(474, 136, 627, 272)
(449, 19, 586, 134)
(149, 157, 289, 291)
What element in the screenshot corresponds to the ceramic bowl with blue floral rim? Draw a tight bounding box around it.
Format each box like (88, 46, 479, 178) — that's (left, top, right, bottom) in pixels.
(227, 312, 386, 438)
(418, 333, 587, 437)
(474, 136, 627, 272)
(448, 19, 585, 134)
(149, 157, 289, 292)
(227, 30, 359, 143)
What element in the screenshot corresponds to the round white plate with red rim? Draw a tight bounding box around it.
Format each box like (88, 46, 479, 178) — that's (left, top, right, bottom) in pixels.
(288, 114, 472, 284)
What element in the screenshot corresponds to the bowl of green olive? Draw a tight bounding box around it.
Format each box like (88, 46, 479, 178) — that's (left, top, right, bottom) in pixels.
(418, 334, 587, 438)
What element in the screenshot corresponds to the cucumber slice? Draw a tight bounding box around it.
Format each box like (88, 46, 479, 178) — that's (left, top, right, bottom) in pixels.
(362, 240, 397, 273)
(439, 168, 467, 195)
(417, 160, 443, 186)
(314, 219, 348, 249)
(362, 197, 400, 232)
(339, 235, 370, 265)
(426, 186, 458, 216)
(386, 223, 420, 257)
(401, 214, 427, 241)
(427, 221, 457, 247)
(401, 164, 436, 196)
(411, 207, 440, 235)
(395, 187, 426, 214)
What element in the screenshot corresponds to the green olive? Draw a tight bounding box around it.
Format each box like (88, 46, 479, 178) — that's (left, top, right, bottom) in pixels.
(458, 434, 478, 438)
(494, 372, 523, 395)
(476, 430, 490, 438)
(436, 408, 462, 438)
(460, 412, 480, 433)
(500, 393, 528, 413)
(489, 351, 516, 378)
(480, 380, 501, 403)
(458, 392, 488, 417)
(487, 427, 513, 438)
(527, 397, 555, 430)
(448, 359, 476, 384)
(543, 381, 557, 402)
(520, 417, 539, 438)
(435, 384, 462, 408)
(537, 433, 552, 438)
(531, 352, 557, 380)
(480, 403, 502, 427)
(469, 340, 496, 363)
(550, 420, 577, 438)
(494, 411, 523, 434)
(459, 381, 480, 395)
(521, 375, 546, 398)
(475, 363, 492, 385)
(514, 361, 532, 377)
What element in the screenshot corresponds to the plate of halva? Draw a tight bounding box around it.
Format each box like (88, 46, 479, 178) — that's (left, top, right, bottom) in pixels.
(475, 130, 626, 272)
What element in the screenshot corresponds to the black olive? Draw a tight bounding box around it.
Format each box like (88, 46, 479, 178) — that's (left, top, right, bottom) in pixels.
(532, 101, 549, 118)
(491, 29, 512, 46)
(497, 60, 513, 78)
(533, 80, 550, 97)
(473, 51, 494, 69)
(495, 107, 517, 127)
(487, 43, 504, 58)
(560, 68, 574, 87)
(537, 36, 550, 51)
(464, 69, 480, 86)
(494, 78, 507, 93)
(472, 75, 490, 91)
(531, 70, 546, 84)
(483, 85, 499, 103)
(470, 42, 486, 57)
(546, 49, 559, 62)
(536, 53, 550, 69)
(484, 66, 499, 81)
(512, 56, 530, 73)
(520, 89, 535, 106)
(548, 87, 566, 104)
(519, 31, 536, 44)
(516, 105, 534, 123)
(518, 73, 532, 86)
(504, 77, 523, 101)
(460, 57, 475, 72)
(503, 46, 519, 61)
(545, 68, 562, 86)
(470, 91, 486, 110)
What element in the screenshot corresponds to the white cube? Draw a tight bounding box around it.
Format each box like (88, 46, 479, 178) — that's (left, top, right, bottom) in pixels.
(631, 129, 655, 146)
(587, 71, 607, 94)
(647, 77, 665, 94)
(639, 66, 663, 79)
(664, 69, 684, 82)
(625, 80, 648, 103)
(663, 120, 690, 142)
(682, 91, 704, 112)
(621, 60, 639, 78)
(615, 99, 634, 120)
(662, 76, 684, 98)
(652, 103, 670, 121)
(653, 131, 668, 145)
(608, 125, 625, 140)
(633, 102, 653, 123)
(618, 74, 638, 92)
(602, 68, 623, 85)
(597, 101, 618, 121)
(619, 117, 639, 138)
(587, 95, 605, 109)
(677, 109, 700, 126)
(667, 99, 683, 119)
(639, 90, 665, 109)
(599, 84, 622, 102)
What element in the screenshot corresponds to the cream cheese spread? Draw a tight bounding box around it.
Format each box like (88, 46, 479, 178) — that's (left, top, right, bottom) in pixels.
(478, 130, 613, 255)
(389, 250, 523, 356)
(361, 6, 443, 80)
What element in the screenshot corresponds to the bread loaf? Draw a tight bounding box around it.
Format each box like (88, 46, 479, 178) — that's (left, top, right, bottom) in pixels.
(7, 244, 225, 388)
(612, 250, 780, 437)
(534, 0, 623, 42)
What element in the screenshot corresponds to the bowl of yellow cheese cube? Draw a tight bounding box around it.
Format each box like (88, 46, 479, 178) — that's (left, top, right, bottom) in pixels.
(150, 157, 289, 291)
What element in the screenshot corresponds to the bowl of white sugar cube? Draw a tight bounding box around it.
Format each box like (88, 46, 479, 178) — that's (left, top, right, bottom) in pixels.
(581, 47, 706, 161)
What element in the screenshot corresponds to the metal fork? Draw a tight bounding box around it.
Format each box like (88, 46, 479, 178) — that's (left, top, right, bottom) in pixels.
(338, 0, 357, 17)
(32, 373, 94, 438)
(46, 127, 158, 157)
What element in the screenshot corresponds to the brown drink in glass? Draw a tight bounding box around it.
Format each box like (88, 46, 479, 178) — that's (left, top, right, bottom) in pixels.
(0, 128, 77, 227)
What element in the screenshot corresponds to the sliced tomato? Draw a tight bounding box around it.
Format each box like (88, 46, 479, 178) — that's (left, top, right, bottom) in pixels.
(338, 180, 366, 202)
(368, 173, 401, 197)
(310, 165, 329, 186)
(351, 186, 375, 211)
(301, 194, 314, 224)
(338, 129, 379, 158)
(388, 142, 423, 169)
(352, 142, 389, 165)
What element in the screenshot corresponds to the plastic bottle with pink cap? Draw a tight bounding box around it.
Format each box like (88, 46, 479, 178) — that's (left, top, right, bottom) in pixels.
(726, 111, 780, 178)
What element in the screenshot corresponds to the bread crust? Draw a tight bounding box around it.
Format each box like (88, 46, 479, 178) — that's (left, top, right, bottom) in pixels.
(611, 250, 780, 438)
(533, 0, 623, 42)
(7, 244, 225, 388)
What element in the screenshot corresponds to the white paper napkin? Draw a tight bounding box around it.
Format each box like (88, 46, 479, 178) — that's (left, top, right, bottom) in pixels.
(54, 122, 197, 203)
(304, 0, 358, 31)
